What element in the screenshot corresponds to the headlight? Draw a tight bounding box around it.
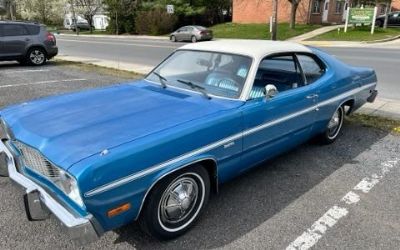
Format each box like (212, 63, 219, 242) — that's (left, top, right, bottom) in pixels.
(54, 169, 84, 207)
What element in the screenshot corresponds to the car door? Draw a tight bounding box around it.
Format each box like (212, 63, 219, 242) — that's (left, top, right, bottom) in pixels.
(394, 12, 400, 26)
(2, 24, 30, 58)
(388, 12, 399, 26)
(186, 26, 194, 40)
(0, 24, 4, 58)
(176, 27, 186, 41)
(240, 53, 320, 169)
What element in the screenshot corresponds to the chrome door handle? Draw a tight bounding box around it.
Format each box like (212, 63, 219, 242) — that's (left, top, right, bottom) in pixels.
(306, 94, 319, 99)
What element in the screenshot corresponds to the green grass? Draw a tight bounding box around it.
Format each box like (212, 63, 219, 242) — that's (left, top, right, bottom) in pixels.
(210, 22, 321, 40)
(310, 25, 400, 41)
(54, 60, 143, 79)
(347, 114, 400, 135)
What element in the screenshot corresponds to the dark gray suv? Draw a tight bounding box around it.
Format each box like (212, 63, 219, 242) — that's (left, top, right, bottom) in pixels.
(0, 21, 58, 66)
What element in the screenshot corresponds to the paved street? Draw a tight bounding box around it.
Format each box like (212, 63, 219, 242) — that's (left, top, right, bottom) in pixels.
(0, 63, 399, 249)
(56, 35, 400, 101)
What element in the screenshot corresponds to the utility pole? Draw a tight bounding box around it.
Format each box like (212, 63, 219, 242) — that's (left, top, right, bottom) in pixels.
(271, 0, 278, 40)
(70, 0, 79, 35)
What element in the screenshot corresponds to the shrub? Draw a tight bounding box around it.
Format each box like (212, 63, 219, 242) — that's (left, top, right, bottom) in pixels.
(135, 8, 177, 35)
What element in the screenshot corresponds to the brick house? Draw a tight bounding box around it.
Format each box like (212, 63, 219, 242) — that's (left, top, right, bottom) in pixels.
(233, 0, 400, 25)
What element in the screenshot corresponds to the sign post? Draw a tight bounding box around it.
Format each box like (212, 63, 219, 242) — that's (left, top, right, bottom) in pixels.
(344, 7, 350, 32)
(371, 6, 378, 34)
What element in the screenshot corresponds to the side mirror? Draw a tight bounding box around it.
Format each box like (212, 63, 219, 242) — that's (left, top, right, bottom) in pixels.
(265, 84, 278, 99)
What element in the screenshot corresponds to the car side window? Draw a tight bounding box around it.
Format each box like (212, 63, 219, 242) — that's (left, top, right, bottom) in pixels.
(296, 54, 325, 84)
(250, 54, 303, 99)
(3, 24, 29, 36)
(25, 25, 40, 35)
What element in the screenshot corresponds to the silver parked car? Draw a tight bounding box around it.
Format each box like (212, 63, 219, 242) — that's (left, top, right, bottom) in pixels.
(170, 25, 213, 43)
(0, 21, 58, 66)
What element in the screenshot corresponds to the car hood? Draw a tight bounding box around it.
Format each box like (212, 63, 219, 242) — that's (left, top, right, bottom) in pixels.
(0, 80, 242, 170)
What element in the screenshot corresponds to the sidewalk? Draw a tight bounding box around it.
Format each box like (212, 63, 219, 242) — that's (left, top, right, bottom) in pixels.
(287, 25, 344, 42)
(56, 33, 169, 41)
(357, 98, 400, 121)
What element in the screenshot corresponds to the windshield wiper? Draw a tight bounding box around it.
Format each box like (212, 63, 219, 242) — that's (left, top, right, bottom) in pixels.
(177, 79, 211, 100)
(152, 71, 167, 89)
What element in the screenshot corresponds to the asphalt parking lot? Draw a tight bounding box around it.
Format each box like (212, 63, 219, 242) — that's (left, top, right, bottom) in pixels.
(0, 62, 399, 250)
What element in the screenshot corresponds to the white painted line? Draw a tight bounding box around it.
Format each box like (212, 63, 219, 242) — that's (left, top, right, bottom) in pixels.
(0, 79, 87, 89)
(287, 206, 348, 250)
(1, 69, 50, 74)
(58, 38, 177, 49)
(341, 191, 360, 205)
(286, 158, 399, 250)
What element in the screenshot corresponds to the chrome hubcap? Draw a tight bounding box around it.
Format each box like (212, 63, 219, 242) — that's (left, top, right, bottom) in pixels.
(327, 109, 342, 138)
(30, 50, 45, 64)
(159, 177, 198, 224)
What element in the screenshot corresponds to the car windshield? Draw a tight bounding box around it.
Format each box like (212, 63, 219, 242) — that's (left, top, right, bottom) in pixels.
(146, 50, 252, 99)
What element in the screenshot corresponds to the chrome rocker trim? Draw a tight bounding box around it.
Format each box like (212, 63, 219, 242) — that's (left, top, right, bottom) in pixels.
(0, 140, 100, 244)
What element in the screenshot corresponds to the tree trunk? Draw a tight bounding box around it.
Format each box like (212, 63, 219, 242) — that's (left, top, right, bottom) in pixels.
(290, 2, 299, 29)
(383, 1, 390, 29)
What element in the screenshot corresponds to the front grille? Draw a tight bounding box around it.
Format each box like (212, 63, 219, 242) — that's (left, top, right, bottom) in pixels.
(13, 141, 60, 178)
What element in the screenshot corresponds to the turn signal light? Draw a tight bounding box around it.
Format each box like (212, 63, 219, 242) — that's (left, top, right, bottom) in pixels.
(107, 203, 131, 218)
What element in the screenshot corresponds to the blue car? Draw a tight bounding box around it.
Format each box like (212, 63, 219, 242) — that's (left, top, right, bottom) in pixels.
(0, 40, 377, 243)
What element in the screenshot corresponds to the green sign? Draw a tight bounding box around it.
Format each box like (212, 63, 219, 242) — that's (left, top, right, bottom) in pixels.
(349, 8, 375, 24)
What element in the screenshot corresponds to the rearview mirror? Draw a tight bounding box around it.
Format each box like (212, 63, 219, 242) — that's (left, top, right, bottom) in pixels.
(265, 84, 278, 99)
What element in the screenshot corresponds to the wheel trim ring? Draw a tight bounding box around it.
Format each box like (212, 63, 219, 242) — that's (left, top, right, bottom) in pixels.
(327, 107, 343, 139)
(157, 172, 205, 233)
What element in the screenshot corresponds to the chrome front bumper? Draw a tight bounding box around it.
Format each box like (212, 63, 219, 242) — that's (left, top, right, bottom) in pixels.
(0, 140, 100, 244)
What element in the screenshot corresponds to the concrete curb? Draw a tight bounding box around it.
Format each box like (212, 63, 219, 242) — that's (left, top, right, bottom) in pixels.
(55, 55, 400, 121)
(356, 98, 400, 121)
(363, 34, 400, 44)
(56, 55, 151, 75)
(56, 33, 169, 41)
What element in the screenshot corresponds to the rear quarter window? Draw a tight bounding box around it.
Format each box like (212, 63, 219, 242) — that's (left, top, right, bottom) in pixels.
(25, 25, 41, 35)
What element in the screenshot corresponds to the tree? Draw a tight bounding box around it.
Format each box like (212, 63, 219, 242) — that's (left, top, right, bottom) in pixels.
(76, 0, 101, 33)
(288, 0, 301, 29)
(103, 0, 139, 34)
(382, 0, 391, 29)
(14, 0, 65, 24)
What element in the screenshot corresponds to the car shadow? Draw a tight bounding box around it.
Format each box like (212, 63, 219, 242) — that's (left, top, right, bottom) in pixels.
(111, 122, 389, 249)
(0, 60, 77, 70)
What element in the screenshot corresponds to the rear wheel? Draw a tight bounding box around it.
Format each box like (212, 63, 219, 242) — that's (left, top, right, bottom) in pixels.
(375, 20, 383, 27)
(191, 36, 197, 43)
(139, 165, 210, 240)
(318, 106, 344, 144)
(26, 48, 47, 66)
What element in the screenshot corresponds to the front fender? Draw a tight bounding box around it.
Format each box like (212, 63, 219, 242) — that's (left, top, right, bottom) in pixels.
(78, 154, 217, 232)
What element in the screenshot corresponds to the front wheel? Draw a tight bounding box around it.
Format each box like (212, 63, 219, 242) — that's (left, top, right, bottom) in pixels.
(170, 35, 176, 42)
(318, 106, 345, 144)
(139, 165, 210, 240)
(191, 36, 197, 43)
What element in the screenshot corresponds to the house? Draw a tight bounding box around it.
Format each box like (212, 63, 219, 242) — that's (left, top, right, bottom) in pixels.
(233, 0, 400, 25)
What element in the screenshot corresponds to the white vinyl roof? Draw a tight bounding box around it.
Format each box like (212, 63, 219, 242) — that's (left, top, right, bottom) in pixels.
(178, 39, 312, 60)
